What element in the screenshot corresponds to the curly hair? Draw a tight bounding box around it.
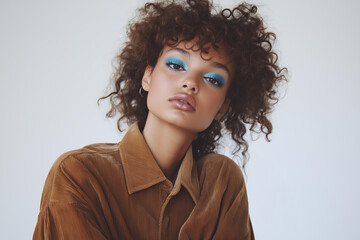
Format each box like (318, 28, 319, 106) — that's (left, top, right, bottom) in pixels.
(99, 0, 287, 166)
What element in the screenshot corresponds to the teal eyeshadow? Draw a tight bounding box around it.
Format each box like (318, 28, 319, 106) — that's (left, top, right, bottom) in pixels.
(165, 57, 188, 70)
(204, 72, 225, 86)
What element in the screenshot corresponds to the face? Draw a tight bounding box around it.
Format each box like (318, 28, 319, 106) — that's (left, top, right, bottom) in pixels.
(142, 40, 232, 134)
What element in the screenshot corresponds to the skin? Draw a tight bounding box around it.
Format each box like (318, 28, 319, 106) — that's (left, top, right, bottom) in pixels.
(142, 40, 233, 181)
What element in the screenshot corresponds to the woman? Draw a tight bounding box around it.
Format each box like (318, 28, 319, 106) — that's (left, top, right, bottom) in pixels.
(33, 0, 286, 239)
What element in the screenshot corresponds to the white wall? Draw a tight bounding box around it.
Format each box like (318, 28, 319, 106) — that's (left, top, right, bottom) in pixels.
(1, 0, 359, 239)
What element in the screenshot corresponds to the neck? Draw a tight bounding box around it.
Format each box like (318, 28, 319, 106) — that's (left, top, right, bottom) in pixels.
(142, 113, 196, 180)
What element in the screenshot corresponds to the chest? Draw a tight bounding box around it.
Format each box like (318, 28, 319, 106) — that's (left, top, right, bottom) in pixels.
(98, 179, 195, 240)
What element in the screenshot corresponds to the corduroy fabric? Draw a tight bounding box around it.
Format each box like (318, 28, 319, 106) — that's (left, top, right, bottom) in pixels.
(33, 123, 254, 240)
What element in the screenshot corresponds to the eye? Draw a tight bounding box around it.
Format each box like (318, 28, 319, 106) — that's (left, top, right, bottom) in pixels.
(203, 72, 226, 88)
(165, 57, 188, 72)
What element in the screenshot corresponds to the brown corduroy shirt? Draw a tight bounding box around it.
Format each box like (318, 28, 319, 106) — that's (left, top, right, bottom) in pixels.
(33, 123, 254, 240)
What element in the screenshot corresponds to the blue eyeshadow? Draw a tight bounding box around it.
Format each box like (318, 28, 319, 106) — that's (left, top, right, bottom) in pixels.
(203, 72, 225, 87)
(165, 57, 188, 71)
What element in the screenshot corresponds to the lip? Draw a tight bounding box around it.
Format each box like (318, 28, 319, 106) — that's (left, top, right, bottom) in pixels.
(169, 93, 196, 112)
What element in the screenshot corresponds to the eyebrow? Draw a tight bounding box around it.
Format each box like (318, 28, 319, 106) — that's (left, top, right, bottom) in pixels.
(166, 48, 231, 77)
(167, 48, 190, 57)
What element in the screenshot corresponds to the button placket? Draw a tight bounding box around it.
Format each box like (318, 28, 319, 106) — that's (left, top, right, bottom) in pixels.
(158, 182, 182, 240)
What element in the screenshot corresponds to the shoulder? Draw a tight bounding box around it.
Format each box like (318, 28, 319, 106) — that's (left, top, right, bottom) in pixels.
(197, 153, 243, 177)
(40, 143, 122, 207)
(197, 153, 239, 167)
(52, 143, 120, 172)
(48, 143, 122, 188)
(59, 142, 119, 161)
(197, 153, 245, 188)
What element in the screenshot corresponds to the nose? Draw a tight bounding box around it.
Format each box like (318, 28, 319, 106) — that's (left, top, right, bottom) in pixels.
(182, 79, 198, 94)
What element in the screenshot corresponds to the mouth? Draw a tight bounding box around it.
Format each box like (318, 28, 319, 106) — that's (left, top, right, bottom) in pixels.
(169, 93, 196, 112)
(178, 99, 190, 105)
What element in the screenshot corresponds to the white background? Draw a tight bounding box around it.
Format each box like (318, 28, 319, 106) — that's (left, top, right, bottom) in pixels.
(1, 0, 359, 239)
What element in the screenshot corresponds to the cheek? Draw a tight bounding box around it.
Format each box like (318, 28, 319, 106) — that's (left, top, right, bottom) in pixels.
(202, 91, 227, 115)
(147, 70, 174, 106)
(150, 71, 173, 94)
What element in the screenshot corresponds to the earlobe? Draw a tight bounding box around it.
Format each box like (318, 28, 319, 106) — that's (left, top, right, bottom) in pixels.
(215, 98, 231, 120)
(142, 65, 153, 91)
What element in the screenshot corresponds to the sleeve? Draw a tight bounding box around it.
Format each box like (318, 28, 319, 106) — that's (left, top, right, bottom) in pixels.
(179, 155, 254, 240)
(33, 155, 108, 240)
(33, 203, 107, 240)
(211, 159, 255, 240)
(212, 177, 255, 240)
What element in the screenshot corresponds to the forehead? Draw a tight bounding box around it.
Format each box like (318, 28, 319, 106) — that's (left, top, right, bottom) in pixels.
(164, 40, 229, 61)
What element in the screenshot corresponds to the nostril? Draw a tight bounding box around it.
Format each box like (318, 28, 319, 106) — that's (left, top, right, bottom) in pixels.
(182, 83, 196, 92)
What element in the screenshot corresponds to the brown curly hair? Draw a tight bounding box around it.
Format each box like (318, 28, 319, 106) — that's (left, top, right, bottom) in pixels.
(99, 0, 287, 165)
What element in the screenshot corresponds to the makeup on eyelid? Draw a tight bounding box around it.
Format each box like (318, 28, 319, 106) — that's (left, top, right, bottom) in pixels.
(165, 57, 226, 87)
(204, 72, 225, 87)
(165, 57, 188, 71)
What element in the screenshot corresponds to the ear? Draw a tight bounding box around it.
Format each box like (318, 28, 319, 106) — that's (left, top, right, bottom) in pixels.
(142, 65, 153, 91)
(214, 98, 231, 120)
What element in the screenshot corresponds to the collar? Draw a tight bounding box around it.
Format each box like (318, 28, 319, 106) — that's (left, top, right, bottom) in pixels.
(118, 123, 200, 204)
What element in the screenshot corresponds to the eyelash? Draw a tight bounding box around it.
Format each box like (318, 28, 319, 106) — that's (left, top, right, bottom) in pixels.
(203, 72, 225, 88)
(165, 57, 188, 72)
(164, 57, 225, 88)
